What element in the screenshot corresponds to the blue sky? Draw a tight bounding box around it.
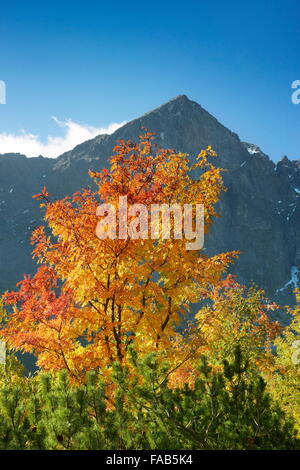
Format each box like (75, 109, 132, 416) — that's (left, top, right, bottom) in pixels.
(0, 0, 299, 160)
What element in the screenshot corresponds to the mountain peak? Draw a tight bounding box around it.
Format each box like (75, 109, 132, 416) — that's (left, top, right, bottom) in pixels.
(167, 94, 190, 103)
(139, 94, 194, 119)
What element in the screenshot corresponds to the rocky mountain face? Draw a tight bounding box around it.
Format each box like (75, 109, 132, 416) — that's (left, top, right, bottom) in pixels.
(0, 95, 299, 313)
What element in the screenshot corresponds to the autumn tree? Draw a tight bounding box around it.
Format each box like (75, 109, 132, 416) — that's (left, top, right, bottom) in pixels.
(0, 133, 237, 380)
(167, 276, 283, 387)
(195, 278, 282, 367)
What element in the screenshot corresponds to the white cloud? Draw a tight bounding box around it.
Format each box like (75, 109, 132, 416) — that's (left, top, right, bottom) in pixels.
(0, 117, 126, 158)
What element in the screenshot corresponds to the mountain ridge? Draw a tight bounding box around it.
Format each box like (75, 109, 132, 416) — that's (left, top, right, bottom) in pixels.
(1, 95, 298, 164)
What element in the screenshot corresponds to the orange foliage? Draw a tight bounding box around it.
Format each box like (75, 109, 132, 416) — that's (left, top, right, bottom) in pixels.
(1, 133, 238, 381)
